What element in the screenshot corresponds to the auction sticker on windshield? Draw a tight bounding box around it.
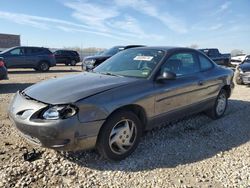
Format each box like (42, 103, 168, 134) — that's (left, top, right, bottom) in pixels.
(134, 56, 153, 61)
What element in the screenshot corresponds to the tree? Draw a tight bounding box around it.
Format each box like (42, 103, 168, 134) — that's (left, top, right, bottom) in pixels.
(189, 44, 199, 49)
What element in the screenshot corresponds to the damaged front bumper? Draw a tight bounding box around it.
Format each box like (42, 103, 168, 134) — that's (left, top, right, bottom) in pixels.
(8, 91, 104, 151)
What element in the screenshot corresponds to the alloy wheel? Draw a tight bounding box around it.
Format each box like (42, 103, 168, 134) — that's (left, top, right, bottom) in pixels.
(109, 119, 137, 155)
(216, 93, 227, 116)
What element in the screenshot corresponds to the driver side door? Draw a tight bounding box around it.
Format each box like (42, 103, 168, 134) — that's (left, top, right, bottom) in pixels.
(4, 47, 26, 68)
(153, 50, 203, 125)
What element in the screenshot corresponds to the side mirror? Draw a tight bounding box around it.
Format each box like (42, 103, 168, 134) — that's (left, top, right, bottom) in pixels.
(157, 71, 176, 81)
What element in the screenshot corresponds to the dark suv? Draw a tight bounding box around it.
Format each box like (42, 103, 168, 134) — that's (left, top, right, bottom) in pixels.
(0, 46, 56, 72)
(83, 45, 145, 71)
(54, 50, 80, 66)
(199, 48, 231, 67)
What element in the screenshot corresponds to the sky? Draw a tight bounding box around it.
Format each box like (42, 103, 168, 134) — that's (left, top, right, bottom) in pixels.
(0, 0, 249, 53)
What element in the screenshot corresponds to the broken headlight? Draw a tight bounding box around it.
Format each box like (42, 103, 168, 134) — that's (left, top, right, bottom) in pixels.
(42, 105, 78, 120)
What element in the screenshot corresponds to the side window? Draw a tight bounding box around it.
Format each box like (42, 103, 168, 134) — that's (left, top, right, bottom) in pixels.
(199, 55, 214, 71)
(54, 51, 60, 55)
(208, 49, 218, 57)
(161, 52, 200, 76)
(9, 48, 24, 55)
(25, 48, 32, 55)
(66, 51, 72, 56)
(26, 48, 42, 55)
(43, 49, 52, 54)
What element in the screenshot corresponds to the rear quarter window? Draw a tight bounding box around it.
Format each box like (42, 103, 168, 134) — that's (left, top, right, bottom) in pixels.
(199, 54, 214, 71)
(43, 48, 52, 54)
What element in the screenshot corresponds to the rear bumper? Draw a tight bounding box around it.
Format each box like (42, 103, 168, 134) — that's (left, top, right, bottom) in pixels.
(50, 59, 57, 67)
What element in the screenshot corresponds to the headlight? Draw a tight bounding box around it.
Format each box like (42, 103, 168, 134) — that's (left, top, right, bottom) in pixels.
(81, 62, 86, 71)
(42, 105, 78, 120)
(238, 68, 244, 74)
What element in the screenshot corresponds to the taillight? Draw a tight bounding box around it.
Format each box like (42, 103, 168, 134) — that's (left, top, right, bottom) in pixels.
(0, 60, 4, 67)
(49, 54, 55, 58)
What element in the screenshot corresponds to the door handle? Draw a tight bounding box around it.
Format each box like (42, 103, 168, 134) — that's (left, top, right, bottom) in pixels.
(198, 80, 204, 86)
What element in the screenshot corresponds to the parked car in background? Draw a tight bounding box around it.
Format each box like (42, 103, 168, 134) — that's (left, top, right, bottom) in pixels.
(231, 54, 247, 66)
(199, 48, 231, 67)
(235, 58, 250, 85)
(0, 46, 56, 72)
(245, 55, 250, 61)
(54, 50, 80, 66)
(95, 51, 104, 55)
(0, 57, 8, 80)
(9, 47, 234, 161)
(82, 45, 145, 71)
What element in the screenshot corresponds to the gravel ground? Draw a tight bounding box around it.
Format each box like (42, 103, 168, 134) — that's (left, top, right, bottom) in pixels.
(0, 66, 249, 188)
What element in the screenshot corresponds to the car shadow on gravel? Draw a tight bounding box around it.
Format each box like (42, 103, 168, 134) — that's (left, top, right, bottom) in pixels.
(61, 99, 250, 172)
(0, 83, 33, 94)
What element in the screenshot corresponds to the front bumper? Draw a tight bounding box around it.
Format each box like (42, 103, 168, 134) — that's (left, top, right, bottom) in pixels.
(8, 92, 104, 151)
(241, 72, 250, 84)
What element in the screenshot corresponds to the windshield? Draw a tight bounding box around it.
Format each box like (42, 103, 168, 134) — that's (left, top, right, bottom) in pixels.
(0, 47, 14, 54)
(101, 46, 124, 56)
(94, 49, 165, 78)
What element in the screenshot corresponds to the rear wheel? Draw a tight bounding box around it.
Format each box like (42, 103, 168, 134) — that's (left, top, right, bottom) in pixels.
(206, 89, 228, 119)
(96, 111, 142, 161)
(37, 62, 50, 72)
(70, 60, 77, 66)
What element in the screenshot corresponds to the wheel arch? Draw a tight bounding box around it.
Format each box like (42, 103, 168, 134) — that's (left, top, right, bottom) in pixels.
(221, 84, 231, 98)
(104, 104, 148, 130)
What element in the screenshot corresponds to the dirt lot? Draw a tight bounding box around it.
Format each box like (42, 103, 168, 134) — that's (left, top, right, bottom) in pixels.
(0, 66, 249, 188)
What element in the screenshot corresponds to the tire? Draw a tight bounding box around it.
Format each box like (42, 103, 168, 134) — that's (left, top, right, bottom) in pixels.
(206, 89, 228, 119)
(70, 60, 77, 66)
(235, 71, 243, 85)
(37, 62, 50, 72)
(96, 110, 142, 161)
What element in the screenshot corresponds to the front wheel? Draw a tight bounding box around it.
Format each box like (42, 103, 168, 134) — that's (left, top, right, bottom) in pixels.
(96, 111, 142, 161)
(37, 62, 50, 72)
(206, 89, 228, 119)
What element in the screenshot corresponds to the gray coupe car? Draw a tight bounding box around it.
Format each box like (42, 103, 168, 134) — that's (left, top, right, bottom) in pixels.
(8, 47, 234, 161)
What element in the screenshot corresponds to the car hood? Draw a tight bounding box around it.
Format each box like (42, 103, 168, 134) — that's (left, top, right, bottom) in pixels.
(24, 72, 138, 104)
(239, 63, 250, 72)
(231, 55, 246, 62)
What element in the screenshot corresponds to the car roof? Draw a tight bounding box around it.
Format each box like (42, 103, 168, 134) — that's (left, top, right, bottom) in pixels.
(199, 48, 217, 51)
(13, 46, 48, 49)
(55, 49, 77, 52)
